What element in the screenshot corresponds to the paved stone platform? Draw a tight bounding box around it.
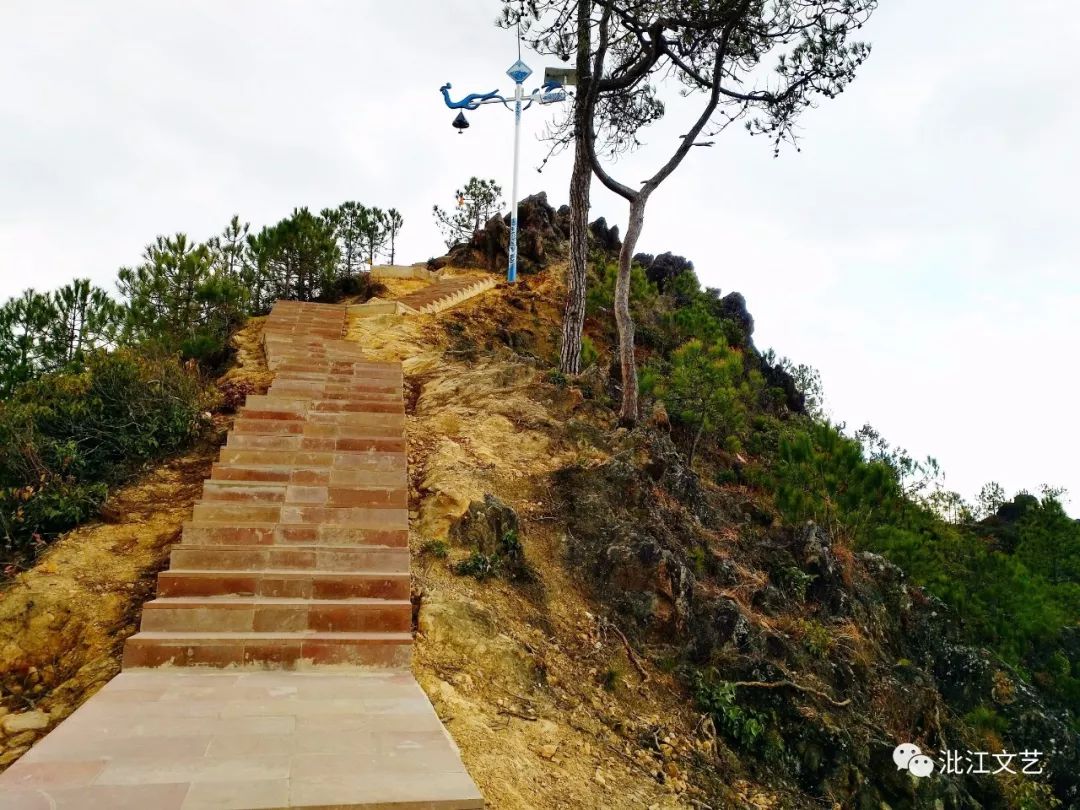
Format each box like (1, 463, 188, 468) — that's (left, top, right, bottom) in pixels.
(0, 301, 482, 809)
(0, 671, 481, 810)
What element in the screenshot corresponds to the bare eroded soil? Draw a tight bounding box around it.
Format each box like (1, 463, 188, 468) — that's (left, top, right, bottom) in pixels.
(348, 274, 759, 810)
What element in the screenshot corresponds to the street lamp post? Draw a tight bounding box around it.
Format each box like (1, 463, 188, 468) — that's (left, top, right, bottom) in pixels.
(439, 58, 566, 283)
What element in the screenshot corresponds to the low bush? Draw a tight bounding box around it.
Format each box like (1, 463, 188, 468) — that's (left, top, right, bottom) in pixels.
(0, 349, 206, 561)
(691, 669, 767, 751)
(454, 551, 501, 580)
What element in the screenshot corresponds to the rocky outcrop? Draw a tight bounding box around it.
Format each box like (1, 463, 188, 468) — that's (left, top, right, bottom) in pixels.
(633, 252, 694, 292)
(441, 192, 568, 274)
(716, 291, 754, 344)
(436, 193, 638, 275)
(449, 494, 530, 581)
(588, 217, 621, 253)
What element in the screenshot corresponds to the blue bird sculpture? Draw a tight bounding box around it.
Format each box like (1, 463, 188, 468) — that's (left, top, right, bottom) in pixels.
(440, 83, 503, 110)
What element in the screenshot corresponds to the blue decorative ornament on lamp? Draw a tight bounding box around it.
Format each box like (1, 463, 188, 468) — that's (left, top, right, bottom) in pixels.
(438, 23, 567, 283)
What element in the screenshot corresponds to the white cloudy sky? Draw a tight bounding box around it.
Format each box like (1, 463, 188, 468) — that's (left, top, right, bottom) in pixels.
(2, 1, 1078, 507)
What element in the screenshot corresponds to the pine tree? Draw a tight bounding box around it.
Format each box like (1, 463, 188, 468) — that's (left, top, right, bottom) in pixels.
(117, 232, 248, 361)
(1017, 495, 1080, 585)
(644, 339, 752, 466)
(0, 290, 54, 395)
(43, 279, 123, 368)
(208, 215, 250, 280)
(359, 206, 387, 267)
(329, 202, 367, 278)
(249, 208, 340, 303)
(432, 178, 503, 249)
(117, 233, 214, 349)
(384, 208, 404, 265)
(511, 0, 876, 422)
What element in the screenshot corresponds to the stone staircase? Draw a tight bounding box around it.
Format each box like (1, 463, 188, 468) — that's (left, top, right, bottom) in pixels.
(0, 300, 483, 809)
(392, 274, 497, 315)
(123, 301, 412, 671)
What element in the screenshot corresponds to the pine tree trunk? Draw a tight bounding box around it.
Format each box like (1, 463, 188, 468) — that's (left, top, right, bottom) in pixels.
(615, 194, 647, 424)
(559, 0, 592, 376)
(688, 421, 705, 469)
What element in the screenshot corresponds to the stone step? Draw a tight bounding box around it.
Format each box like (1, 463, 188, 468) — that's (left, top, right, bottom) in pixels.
(0, 299, 484, 808)
(190, 502, 283, 524)
(190, 502, 407, 529)
(140, 596, 411, 633)
(238, 407, 405, 429)
(395, 276, 497, 315)
(265, 327, 344, 338)
(280, 505, 407, 528)
(308, 397, 404, 413)
(202, 480, 407, 508)
(224, 433, 407, 453)
(0, 670, 483, 810)
(231, 418, 403, 438)
(217, 448, 407, 469)
(122, 631, 412, 668)
(169, 544, 409, 573)
(202, 479, 405, 504)
(275, 359, 401, 371)
(157, 569, 410, 599)
(270, 368, 403, 383)
(202, 480, 290, 503)
(209, 463, 406, 488)
(181, 521, 408, 547)
(269, 379, 400, 395)
(244, 393, 404, 411)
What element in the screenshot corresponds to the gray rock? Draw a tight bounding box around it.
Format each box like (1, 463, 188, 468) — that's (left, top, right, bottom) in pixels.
(1, 710, 49, 735)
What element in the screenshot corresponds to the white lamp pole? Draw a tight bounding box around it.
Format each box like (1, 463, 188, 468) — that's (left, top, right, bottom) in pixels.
(506, 59, 532, 284)
(439, 58, 565, 284)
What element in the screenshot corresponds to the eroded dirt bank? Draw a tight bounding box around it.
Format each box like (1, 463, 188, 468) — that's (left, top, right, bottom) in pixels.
(347, 276, 739, 809)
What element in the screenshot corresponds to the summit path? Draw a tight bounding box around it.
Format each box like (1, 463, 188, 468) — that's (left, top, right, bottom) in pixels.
(0, 301, 483, 809)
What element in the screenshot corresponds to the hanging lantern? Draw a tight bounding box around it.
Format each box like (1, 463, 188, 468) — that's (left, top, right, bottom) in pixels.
(452, 111, 470, 133)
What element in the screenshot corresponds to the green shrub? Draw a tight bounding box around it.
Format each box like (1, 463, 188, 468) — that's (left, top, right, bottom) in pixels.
(641, 339, 756, 467)
(420, 539, 450, 559)
(773, 564, 816, 603)
(580, 335, 599, 368)
(773, 421, 903, 545)
(797, 619, 833, 659)
(547, 369, 568, 388)
(688, 546, 708, 576)
(0, 349, 206, 559)
(963, 705, 1009, 735)
(454, 551, 501, 580)
(601, 666, 621, 692)
(691, 669, 767, 751)
(586, 259, 658, 323)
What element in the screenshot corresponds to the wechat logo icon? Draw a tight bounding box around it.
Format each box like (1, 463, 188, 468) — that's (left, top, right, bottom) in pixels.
(894, 743, 935, 778)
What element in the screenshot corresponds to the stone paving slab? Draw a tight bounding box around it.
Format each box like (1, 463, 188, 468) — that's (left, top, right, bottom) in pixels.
(0, 671, 482, 809)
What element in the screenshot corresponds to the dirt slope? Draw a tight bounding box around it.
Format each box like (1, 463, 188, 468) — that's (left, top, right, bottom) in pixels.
(348, 274, 753, 810)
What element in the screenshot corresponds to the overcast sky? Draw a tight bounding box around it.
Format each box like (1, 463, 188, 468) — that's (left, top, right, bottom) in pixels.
(2, 1, 1078, 509)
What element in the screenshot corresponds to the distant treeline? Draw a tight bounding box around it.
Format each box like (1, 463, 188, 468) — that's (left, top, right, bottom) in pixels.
(0, 202, 401, 566)
(0, 203, 403, 395)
